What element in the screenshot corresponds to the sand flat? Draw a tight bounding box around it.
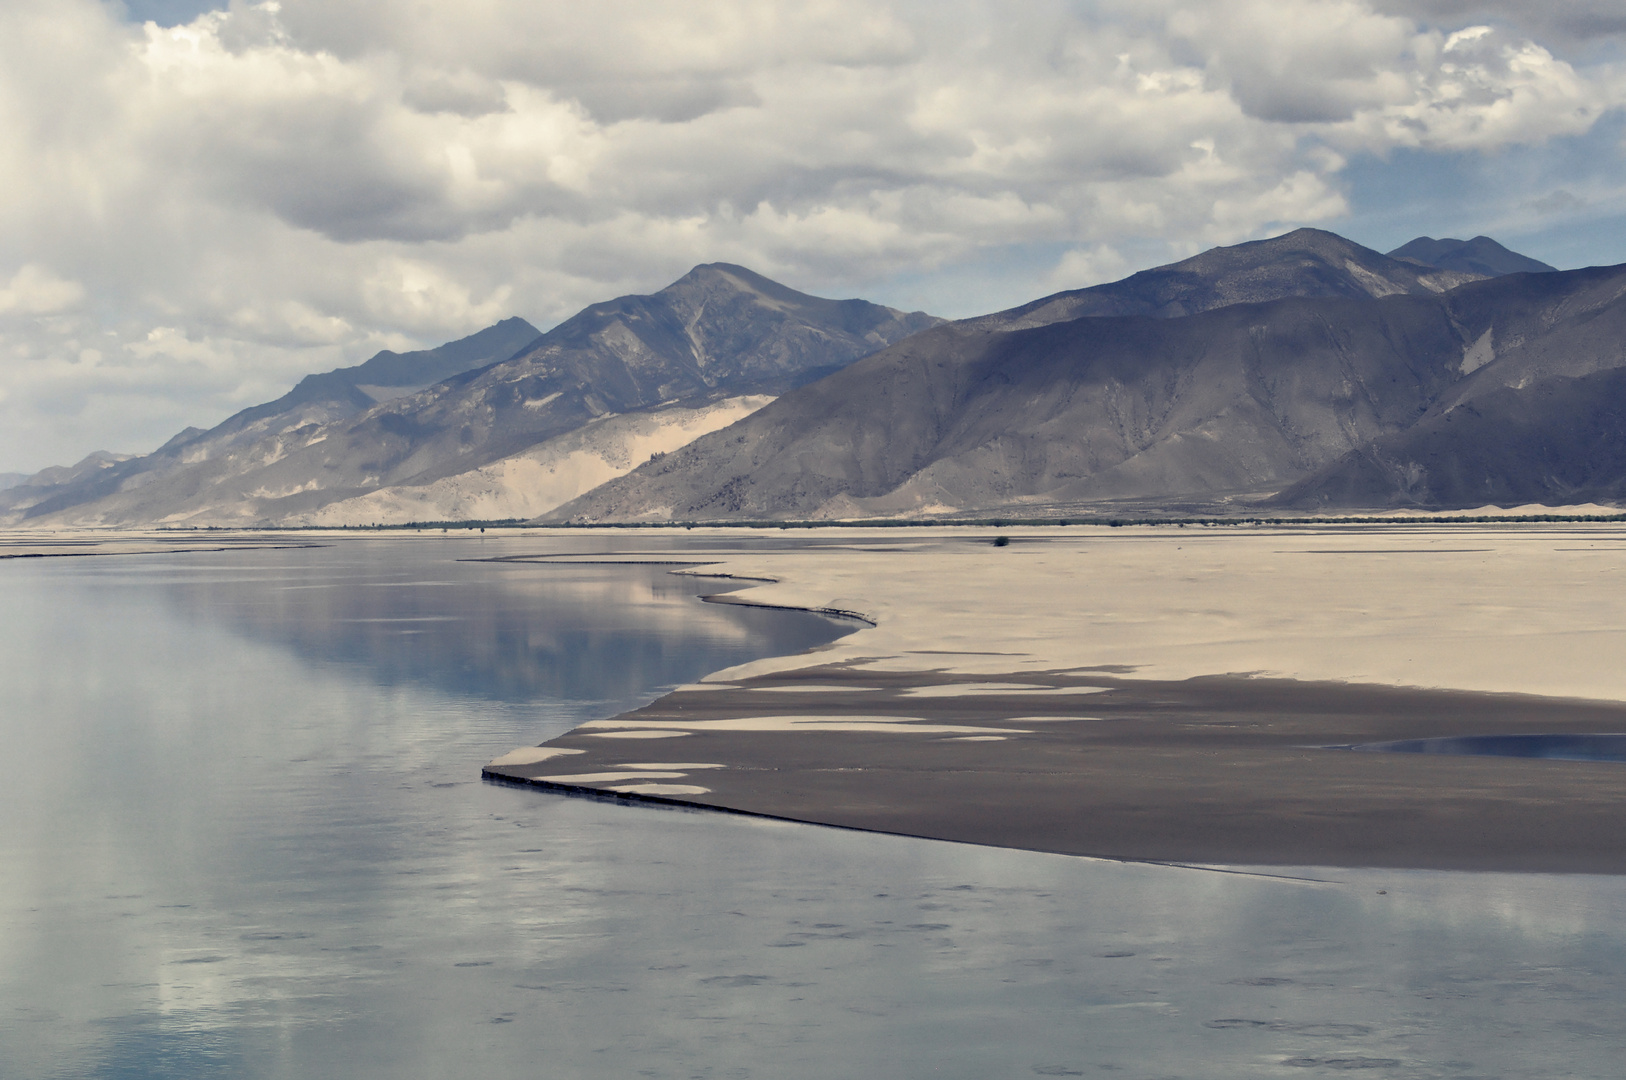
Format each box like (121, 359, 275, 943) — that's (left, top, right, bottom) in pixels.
(483, 523, 1626, 871)
(682, 525, 1626, 700)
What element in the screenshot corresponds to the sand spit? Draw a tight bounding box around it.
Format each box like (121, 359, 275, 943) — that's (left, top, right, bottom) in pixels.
(488, 524, 1626, 872)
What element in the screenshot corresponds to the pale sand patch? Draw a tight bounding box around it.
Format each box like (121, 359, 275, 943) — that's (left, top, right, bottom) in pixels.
(294, 396, 773, 527)
(584, 730, 691, 739)
(1001, 686, 1114, 695)
(680, 524, 1626, 703)
(896, 682, 1050, 696)
(535, 771, 688, 783)
(485, 746, 585, 767)
(581, 716, 1028, 735)
(738, 684, 884, 693)
(617, 763, 727, 770)
(944, 735, 1008, 741)
(1000, 716, 1104, 723)
(896, 683, 1112, 697)
(605, 783, 712, 796)
(670, 683, 736, 692)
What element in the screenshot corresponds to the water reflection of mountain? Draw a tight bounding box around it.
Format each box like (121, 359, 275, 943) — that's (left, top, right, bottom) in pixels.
(153, 542, 852, 706)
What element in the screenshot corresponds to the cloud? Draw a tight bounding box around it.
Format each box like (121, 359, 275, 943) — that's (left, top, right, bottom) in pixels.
(0, 266, 85, 316)
(0, 0, 1621, 470)
(1046, 245, 1132, 292)
(1522, 188, 1588, 215)
(1373, 1, 1626, 52)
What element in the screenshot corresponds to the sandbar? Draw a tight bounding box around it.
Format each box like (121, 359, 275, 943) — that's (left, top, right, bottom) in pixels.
(481, 524, 1626, 873)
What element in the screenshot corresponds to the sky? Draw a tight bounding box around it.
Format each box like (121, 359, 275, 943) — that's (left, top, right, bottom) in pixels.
(2, 0, 1625, 474)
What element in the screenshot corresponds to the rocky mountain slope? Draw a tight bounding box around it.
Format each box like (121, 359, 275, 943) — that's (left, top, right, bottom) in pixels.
(10, 265, 938, 526)
(549, 234, 1621, 521)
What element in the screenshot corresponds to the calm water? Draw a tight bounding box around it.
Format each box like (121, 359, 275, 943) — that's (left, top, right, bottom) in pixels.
(1351, 733, 1626, 763)
(3, 534, 1626, 1079)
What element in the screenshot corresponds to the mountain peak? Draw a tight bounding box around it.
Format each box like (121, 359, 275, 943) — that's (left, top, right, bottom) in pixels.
(1387, 235, 1555, 277)
(1245, 226, 1361, 249)
(666, 261, 814, 305)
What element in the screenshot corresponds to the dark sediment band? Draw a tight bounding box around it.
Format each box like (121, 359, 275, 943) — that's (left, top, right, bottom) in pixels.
(486, 668, 1626, 873)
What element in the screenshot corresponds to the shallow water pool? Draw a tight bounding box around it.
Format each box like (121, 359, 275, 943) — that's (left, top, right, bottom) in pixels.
(1347, 732, 1626, 762)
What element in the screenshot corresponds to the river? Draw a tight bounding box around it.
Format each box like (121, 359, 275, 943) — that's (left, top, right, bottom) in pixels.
(3, 534, 1623, 1078)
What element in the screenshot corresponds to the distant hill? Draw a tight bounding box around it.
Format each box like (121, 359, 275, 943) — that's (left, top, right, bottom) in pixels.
(0, 319, 542, 523)
(1387, 236, 1556, 277)
(219, 317, 545, 433)
(547, 232, 1624, 521)
(8, 267, 939, 526)
(0, 451, 134, 512)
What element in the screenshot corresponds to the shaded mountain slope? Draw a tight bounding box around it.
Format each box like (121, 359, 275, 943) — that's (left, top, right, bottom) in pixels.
(1275, 265, 1626, 510)
(549, 260, 1626, 522)
(1388, 236, 1556, 277)
(16, 266, 939, 526)
(1271, 367, 1626, 510)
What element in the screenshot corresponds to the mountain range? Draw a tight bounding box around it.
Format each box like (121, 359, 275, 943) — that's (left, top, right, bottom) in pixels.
(11, 228, 1620, 525)
(3, 266, 938, 526)
(549, 230, 1621, 521)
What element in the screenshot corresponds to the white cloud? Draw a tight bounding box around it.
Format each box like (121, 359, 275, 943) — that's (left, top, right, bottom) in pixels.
(0, 266, 85, 316)
(0, 0, 1621, 470)
(1336, 24, 1618, 150)
(1046, 245, 1131, 292)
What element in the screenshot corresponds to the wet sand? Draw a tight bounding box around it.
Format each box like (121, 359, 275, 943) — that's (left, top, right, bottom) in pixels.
(486, 666, 1626, 873)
